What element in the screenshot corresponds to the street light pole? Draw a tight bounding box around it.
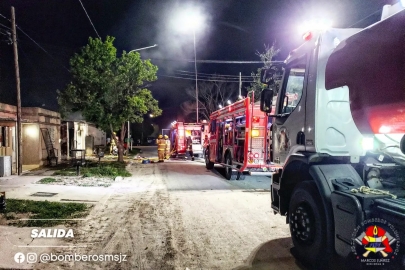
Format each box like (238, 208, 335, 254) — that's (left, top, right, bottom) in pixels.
(193, 30, 198, 123)
(127, 44, 158, 148)
(129, 44, 158, 53)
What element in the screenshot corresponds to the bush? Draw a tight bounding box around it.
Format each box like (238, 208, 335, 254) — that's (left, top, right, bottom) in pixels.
(3, 199, 89, 227)
(38, 177, 61, 184)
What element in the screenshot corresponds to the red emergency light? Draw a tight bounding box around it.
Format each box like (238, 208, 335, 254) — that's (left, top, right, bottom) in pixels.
(302, 31, 312, 41)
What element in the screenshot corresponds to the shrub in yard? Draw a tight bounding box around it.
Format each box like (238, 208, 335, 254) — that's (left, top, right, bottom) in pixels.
(81, 165, 130, 178)
(38, 177, 61, 184)
(3, 199, 89, 227)
(52, 161, 131, 178)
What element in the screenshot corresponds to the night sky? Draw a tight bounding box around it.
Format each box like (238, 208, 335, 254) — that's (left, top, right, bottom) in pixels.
(0, 0, 396, 128)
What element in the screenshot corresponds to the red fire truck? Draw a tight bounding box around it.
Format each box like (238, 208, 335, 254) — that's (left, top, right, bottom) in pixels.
(170, 121, 209, 158)
(205, 97, 280, 180)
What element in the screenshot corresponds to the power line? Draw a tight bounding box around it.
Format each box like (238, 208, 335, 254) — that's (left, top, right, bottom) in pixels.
(78, 0, 101, 39)
(18, 43, 63, 83)
(0, 13, 9, 21)
(0, 12, 69, 72)
(17, 26, 70, 72)
(0, 22, 11, 30)
(159, 74, 254, 83)
(174, 72, 252, 80)
(152, 58, 284, 64)
(176, 70, 253, 78)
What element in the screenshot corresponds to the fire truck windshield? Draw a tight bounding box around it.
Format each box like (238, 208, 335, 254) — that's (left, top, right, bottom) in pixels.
(281, 67, 305, 114)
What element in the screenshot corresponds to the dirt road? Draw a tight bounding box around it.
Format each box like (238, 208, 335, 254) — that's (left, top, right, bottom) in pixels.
(33, 158, 301, 269)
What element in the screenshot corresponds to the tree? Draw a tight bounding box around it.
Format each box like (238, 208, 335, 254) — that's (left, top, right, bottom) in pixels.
(182, 76, 239, 121)
(246, 44, 280, 102)
(58, 36, 162, 162)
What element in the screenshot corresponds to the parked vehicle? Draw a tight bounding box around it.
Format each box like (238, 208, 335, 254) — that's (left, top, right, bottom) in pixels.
(146, 137, 155, 145)
(170, 122, 209, 158)
(205, 98, 278, 180)
(259, 3, 405, 268)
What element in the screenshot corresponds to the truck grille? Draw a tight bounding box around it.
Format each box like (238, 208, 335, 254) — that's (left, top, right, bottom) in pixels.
(251, 138, 264, 148)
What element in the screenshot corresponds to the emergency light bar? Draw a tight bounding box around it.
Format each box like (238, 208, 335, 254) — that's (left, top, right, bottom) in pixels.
(298, 19, 332, 40)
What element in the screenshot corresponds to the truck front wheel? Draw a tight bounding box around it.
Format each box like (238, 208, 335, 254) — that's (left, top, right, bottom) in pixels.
(289, 181, 329, 268)
(205, 149, 214, 169)
(224, 154, 237, 180)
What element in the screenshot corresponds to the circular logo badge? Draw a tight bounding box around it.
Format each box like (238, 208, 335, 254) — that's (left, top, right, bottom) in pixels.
(14, 252, 25, 264)
(351, 218, 401, 268)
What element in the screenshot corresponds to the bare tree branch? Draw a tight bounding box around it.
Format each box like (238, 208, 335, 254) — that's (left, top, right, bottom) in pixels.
(182, 75, 239, 121)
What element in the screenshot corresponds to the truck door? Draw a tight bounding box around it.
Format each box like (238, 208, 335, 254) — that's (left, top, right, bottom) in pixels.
(272, 56, 307, 164)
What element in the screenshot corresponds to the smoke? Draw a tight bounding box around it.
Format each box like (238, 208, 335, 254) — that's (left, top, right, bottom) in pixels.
(109, 0, 240, 74)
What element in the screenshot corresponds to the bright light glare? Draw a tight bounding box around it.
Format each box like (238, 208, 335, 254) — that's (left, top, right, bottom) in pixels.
(218, 104, 223, 109)
(227, 100, 231, 105)
(401, 0, 405, 8)
(298, 18, 332, 34)
(172, 8, 205, 33)
(378, 125, 391, 134)
(362, 137, 374, 151)
(252, 129, 260, 137)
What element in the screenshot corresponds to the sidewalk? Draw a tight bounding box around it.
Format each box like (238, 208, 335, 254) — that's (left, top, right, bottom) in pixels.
(1, 154, 141, 203)
(0, 170, 112, 204)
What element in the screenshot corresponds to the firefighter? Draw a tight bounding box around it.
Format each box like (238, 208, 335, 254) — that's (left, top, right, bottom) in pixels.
(110, 132, 117, 155)
(156, 135, 166, 162)
(186, 136, 194, 161)
(203, 134, 209, 152)
(164, 135, 171, 159)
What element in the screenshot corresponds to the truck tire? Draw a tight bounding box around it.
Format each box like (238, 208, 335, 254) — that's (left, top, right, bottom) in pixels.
(225, 154, 237, 180)
(289, 181, 329, 268)
(205, 149, 214, 169)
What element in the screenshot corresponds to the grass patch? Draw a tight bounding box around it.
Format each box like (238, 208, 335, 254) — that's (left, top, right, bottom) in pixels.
(81, 162, 131, 178)
(38, 177, 61, 184)
(52, 161, 131, 178)
(53, 169, 77, 176)
(1, 199, 90, 227)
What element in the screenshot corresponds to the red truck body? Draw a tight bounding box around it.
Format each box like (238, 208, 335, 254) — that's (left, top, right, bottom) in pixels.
(205, 97, 280, 179)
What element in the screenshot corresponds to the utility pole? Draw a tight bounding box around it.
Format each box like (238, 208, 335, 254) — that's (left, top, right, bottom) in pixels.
(239, 72, 242, 97)
(11, 7, 22, 175)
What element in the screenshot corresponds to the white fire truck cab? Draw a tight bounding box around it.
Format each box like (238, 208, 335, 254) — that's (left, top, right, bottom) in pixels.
(205, 97, 279, 180)
(260, 3, 405, 268)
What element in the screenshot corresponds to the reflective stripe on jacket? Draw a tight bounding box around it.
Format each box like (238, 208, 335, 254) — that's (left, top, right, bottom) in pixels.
(165, 140, 171, 150)
(157, 139, 166, 150)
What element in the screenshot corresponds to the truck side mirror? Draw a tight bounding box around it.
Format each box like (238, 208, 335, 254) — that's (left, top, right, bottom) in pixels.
(260, 89, 274, 114)
(400, 135, 405, 155)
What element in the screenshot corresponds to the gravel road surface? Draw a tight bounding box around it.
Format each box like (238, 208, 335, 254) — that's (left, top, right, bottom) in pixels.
(13, 146, 303, 270)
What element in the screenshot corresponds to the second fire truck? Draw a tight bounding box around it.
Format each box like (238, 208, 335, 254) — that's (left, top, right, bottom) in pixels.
(170, 121, 209, 158)
(205, 97, 279, 180)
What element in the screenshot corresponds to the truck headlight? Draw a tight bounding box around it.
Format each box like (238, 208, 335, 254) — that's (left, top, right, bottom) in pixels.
(362, 137, 374, 151)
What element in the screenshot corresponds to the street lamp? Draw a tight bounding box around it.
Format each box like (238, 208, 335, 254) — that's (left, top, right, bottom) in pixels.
(127, 44, 158, 149)
(129, 44, 158, 53)
(174, 9, 205, 123)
